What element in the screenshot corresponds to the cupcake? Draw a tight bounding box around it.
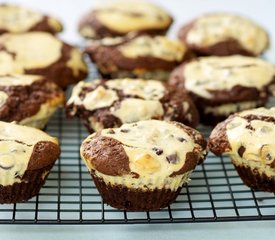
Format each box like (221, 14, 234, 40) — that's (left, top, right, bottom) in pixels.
(169, 55, 275, 125)
(0, 32, 88, 88)
(178, 13, 269, 56)
(66, 78, 199, 132)
(80, 119, 207, 211)
(78, 0, 173, 39)
(0, 74, 65, 129)
(0, 121, 60, 203)
(208, 107, 275, 193)
(85, 34, 189, 80)
(0, 4, 63, 35)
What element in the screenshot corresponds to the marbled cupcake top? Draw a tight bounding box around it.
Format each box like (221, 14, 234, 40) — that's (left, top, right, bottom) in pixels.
(79, 0, 172, 38)
(185, 13, 269, 56)
(0, 74, 64, 128)
(67, 78, 199, 131)
(0, 121, 60, 186)
(81, 120, 207, 189)
(0, 32, 87, 87)
(209, 107, 275, 168)
(0, 4, 62, 34)
(182, 56, 275, 99)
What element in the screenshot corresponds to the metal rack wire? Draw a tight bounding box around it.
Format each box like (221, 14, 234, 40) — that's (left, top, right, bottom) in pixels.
(0, 67, 275, 224)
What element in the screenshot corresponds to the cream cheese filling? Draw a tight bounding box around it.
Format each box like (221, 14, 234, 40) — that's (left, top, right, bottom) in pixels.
(0, 91, 8, 108)
(95, 1, 171, 33)
(110, 98, 164, 123)
(105, 79, 165, 100)
(204, 101, 262, 116)
(0, 32, 63, 70)
(118, 36, 185, 61)
(0, 5, 43, 32)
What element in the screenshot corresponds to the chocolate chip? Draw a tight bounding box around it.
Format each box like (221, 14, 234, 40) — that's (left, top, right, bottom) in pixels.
(245, 124, 255, 131)
(120, 129, 129, 133)
(238, 146, 245, 157)
(152, 147, 163, 155)
(177, 137, 186, 142)
(107, 129, 115, 134)
(166, 153, 179, 164)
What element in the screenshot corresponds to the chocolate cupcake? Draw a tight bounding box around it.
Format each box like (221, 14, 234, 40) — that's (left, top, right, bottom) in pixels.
(0, 32, 88, 88)
(0, 121, 60, 203)
(0, 74, 64, 129)
(169, 55, 275, 125)
(208, 107, 275, 193)
(85, 34, 188, 80)
(81, 120, 207, 211)
(66, 78, 199, 132)
(0, 4, 63, 35)
(178, 13, 269, 56)
(78, 0, 173, 39)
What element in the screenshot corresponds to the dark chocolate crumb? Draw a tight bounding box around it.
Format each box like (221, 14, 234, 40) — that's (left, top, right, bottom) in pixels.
(245, 124, 255, 131)
(177, 137, 186, 142)
(266, 153, 273, 161)
(120, 129, 130, 133)
(166, 153, 179, 164)
(238, 146, 246, 157)
(131, 172, 140, 178)
(152, 147, 163, 155)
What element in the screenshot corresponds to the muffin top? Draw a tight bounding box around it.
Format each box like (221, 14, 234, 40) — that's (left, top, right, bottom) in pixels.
(0, 32, 87, 88)
(0, 121, 60, 186)
(87, 34, 186, 62)
(208, 107, 275, 167)
(81, 120, 207, 180)
(79, 0, 172, 38)
(0, 4, 62, 34)
(0, 74, 64, 124)
(178, 13, 269, 56)
(169, 55, 275, 100)
(67, 78, 199, 131)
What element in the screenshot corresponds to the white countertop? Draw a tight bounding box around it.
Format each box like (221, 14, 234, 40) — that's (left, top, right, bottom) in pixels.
(1, 0, 275, 239)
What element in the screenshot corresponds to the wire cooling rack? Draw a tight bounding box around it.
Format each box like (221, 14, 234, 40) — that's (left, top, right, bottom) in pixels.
(0, 65, 275, 224)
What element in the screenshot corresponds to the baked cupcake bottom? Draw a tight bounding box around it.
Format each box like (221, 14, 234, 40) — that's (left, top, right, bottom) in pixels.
(0, 166, 53, 204)
(92, 174, 183, 211)
(231, 157, 275, 193)
(234, 165, 275, 193)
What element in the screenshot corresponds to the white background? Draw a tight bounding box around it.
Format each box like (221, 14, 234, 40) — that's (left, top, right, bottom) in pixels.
(1, 0, 275, 239)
